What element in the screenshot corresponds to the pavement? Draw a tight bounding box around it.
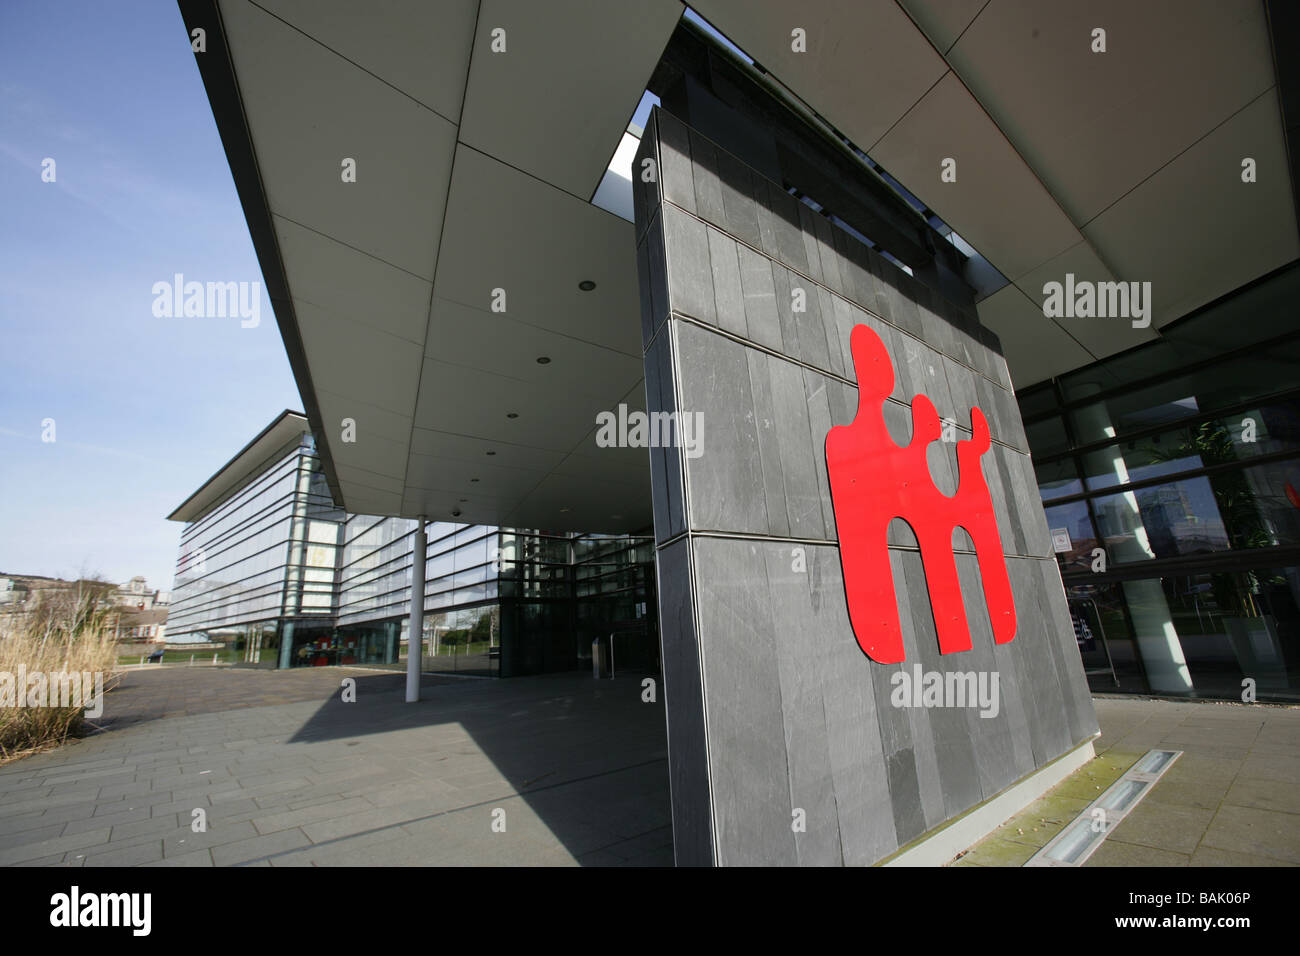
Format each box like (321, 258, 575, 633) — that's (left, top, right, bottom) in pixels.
(0, 666, 1295, 867)
(0, 666, 672, 866)
(954, 694, 1300, 867)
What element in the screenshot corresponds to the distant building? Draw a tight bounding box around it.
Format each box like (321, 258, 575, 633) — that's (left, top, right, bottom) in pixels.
(165, 412, 655, 675)
(0, 573, 169, 641)
(114, 606, 169, 645)
(111, 576, 170, 611)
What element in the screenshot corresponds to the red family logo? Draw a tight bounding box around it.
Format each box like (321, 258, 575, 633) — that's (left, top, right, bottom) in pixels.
(826, 324, 1016, 663)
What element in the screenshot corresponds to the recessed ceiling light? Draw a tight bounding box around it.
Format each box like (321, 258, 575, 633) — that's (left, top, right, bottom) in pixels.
(536, 356, 551, 365)
(578, 280, 596, 291)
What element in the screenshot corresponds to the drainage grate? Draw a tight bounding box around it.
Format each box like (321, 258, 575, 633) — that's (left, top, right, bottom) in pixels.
(1025, 749, 1182, 867)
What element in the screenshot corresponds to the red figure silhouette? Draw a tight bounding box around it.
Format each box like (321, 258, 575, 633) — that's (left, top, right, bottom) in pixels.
(826, 324, 1016, 663)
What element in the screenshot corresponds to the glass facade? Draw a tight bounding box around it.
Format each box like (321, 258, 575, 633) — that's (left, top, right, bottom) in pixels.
(336, 524, 657, 678)
(169, 434, 340, 665)
(1018, 263, 1300, 702)
(170, 432, 656, 678)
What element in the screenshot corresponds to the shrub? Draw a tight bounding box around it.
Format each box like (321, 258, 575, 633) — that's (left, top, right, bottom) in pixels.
(0, 581, 122, 762)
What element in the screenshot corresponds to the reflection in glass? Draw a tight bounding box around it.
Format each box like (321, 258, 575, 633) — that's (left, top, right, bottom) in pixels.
(1019, 263, 1300, 701)
(1036, 458, 1082, 501)
(1093, 477, 1229, 561)
(1067, 568, 1300, 701)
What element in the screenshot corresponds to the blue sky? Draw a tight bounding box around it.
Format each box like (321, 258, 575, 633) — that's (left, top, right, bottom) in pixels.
(0, 1, 302, 591)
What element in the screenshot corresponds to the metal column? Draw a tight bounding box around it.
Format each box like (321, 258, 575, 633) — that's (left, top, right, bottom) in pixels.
(406, 517, 427, 703)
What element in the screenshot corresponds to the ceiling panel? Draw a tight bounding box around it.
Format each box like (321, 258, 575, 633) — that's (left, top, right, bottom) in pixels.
(693, 0, 948, 153)
(403, 358, 650, 526)
(554, 381, 652, 486)
(404, 452, 551, 498)
(553, 439, 653, 490)
(897, 0, 986, 55)
(411, 359, 607, 454)
(401, 495, 501, 524)
(314, 388, 412, 494)
(219, 0, 457, 279)
(1083, 89, 1300, 328)
(504, 469, 651, 533)
(425, 297, 644, 401)
(249, 0, 480, 121)
(400, 491, 510, 525)
(316, 386, 414, 448)
(335, 462, 405, 496)
(294, 300, 423, 417)
(946, 0, 1274, 225)
(346, 487, 406, 516)
(870, 71, 1083, 281)
(1013, 240, 1158, 359)
(408, 427, 568, 473)
(457, 0, 683, 197)
(432, 145, 643, 355)
(977, 284, 1095, 387)
(273, 215, 431, 345)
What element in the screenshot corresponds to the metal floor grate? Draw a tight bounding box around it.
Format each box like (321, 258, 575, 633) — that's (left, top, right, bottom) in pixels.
(1026, 749, 1182, 866)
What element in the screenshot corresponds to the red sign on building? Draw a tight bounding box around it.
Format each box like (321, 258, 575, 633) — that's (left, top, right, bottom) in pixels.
(826, 324, 1017, 663)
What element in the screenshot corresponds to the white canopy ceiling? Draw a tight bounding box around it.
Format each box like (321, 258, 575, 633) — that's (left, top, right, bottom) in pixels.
(202, 0, 1297, 525)
(693, 0, 1297, 383)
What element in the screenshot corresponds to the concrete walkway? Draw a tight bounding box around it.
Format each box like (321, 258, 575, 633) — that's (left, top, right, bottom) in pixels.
(0, 667, 671, 866)
(955, 695, 1300, 866)
(1, 666, 1295, 866)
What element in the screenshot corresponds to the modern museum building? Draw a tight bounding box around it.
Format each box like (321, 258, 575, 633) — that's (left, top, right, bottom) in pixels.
(167, 411, 657, 678)
(170, 0, 1300, 865)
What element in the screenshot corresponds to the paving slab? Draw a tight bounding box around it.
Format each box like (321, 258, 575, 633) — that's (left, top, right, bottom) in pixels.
(5, 668, 1296, 867)
(0, 666, 671, 866)
(954, 696, 1300, 866)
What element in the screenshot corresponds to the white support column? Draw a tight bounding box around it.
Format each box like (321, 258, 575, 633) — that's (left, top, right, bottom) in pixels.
(406, 516, 427, 703)
(1074, 390, 1192, 693)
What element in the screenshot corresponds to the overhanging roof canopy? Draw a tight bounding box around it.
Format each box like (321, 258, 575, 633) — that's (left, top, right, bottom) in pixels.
(689, 0, 1298, 383)
(167, 410, 309, 522)
(183, 0, 1298, 527)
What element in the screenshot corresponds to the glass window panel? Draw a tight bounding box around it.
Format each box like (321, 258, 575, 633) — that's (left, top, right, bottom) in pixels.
(1217, 460, 1300, 550)
(1074, 403, 1300, 493)
(1092, 477, 1229, 562)
(1017, 384, 1062, 418)
(1044, 500, 1099, 574)
(1218, 400, 1300, 460)
(1067, 568, 1300, 702)
(1024, 417, 1070, 457)
(1035, 458, 1083, 501)
(307, 519, 338, 544)
(1078, 343, 1300, 439)
(1079, 438, 1204, 493)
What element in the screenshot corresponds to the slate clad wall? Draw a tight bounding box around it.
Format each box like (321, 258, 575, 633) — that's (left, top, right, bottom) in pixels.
(634, 109, 1098, 866)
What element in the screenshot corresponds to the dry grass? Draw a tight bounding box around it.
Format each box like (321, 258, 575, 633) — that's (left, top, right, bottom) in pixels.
(0, 581, 122, 763)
